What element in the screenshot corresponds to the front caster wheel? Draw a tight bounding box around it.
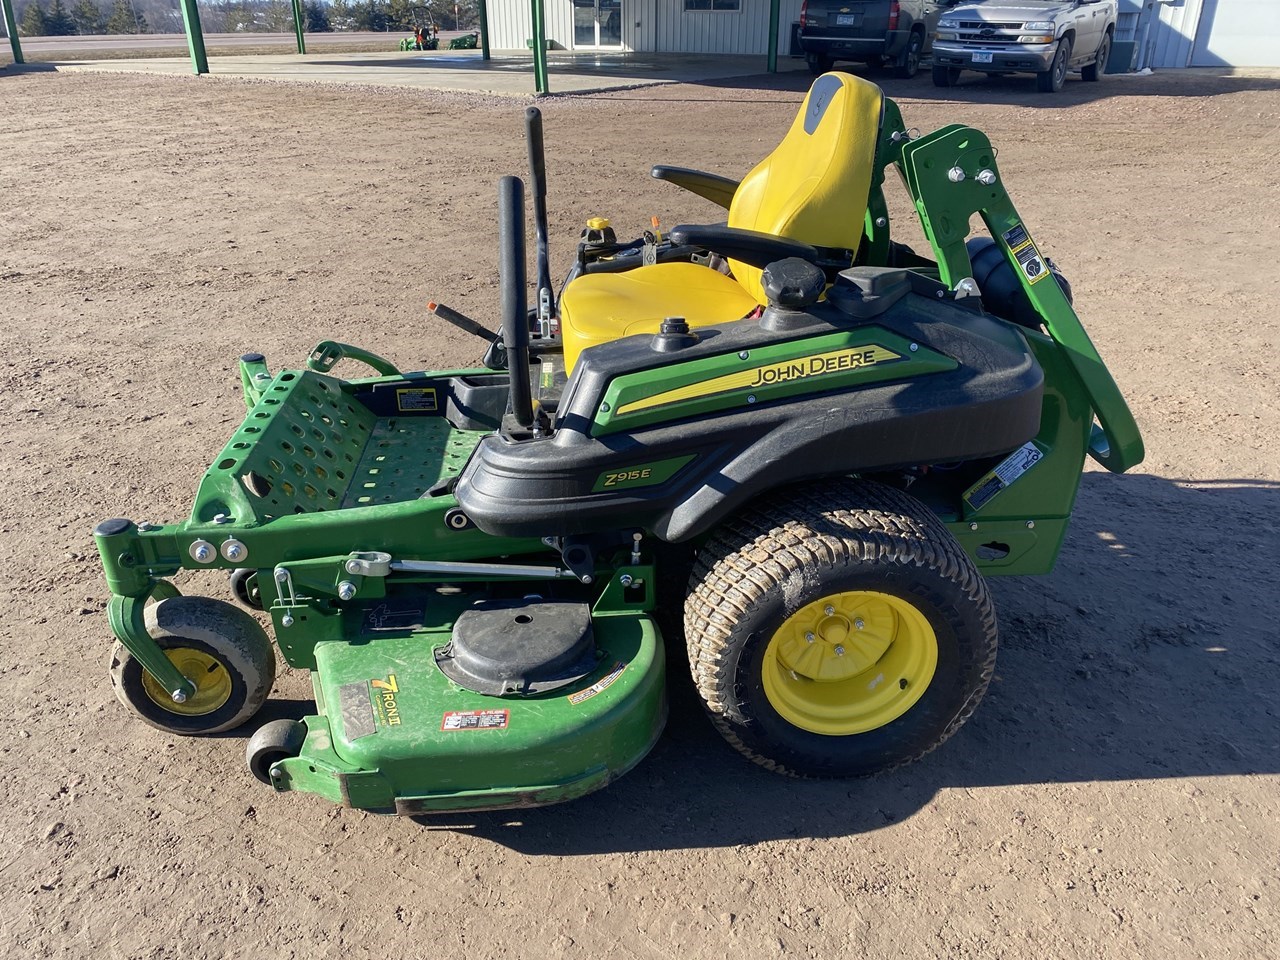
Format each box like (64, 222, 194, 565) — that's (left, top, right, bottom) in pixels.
(229, 568, 263, 610)
(247, 719, 307, 784)
(684, 478, 997, 778)
(109, 596, 277, 735)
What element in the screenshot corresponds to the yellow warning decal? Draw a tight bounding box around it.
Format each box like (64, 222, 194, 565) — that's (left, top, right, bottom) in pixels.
(396, 387, 438, 412)
(617, 345, 902, 417)
(1002, 223, 1050, 286)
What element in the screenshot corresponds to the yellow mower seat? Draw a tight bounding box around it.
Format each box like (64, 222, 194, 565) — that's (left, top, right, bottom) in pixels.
(558, 72, 884, 374)
(558, 263, 759, 373)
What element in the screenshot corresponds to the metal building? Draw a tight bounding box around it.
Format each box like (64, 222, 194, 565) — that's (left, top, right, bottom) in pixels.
(485, 0, 804, 54)
(483, 0, 1278, 67)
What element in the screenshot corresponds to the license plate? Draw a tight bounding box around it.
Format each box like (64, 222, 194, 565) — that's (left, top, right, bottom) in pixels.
(972, 52, 994, 63)
(836, 14, 860, 25)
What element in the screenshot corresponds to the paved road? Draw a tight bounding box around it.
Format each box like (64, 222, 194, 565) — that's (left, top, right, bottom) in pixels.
(14, 30, 471, 54)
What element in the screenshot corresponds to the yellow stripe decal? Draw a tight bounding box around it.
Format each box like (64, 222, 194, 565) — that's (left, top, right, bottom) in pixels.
(616, 344, 903, 417)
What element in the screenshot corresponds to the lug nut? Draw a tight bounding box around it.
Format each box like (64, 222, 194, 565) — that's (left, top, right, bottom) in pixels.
(854, 619, 865, 630)
(834, 645, 845, 657)
(805, 632, 816, 643)
(824, 605, 835, 616)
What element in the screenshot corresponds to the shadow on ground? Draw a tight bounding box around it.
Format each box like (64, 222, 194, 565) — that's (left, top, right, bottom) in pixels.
(394, 471, 1279, 853)
(596, 65, 1280, 107)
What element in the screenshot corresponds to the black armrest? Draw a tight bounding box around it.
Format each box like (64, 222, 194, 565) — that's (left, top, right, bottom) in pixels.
(650, 166, 740, 210)
(669, 224, 823, 270)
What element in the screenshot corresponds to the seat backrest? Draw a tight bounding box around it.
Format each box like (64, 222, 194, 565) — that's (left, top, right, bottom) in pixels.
(727, 72, 883, 305)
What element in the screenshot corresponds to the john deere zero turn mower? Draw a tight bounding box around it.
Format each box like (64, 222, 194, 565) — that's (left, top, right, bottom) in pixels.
(94, 73, 1142, 813)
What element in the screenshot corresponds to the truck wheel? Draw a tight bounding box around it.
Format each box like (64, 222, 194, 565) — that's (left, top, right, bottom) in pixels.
(1082, 34, 1110, 81)
(932, 65, 961, 87)
(684, 479, 997, 778)
(806, 52, 834, 76)
(1037, 38, 1071, 92)
(894, 31, 924, 79)
(109, 596, 277, 735)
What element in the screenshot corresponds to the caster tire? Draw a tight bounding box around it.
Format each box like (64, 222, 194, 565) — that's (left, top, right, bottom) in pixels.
(247, 719, 307, 784)
(109, 596, 276, 735)
(229, 568, 263, 610)
(684, 478, 997, 778)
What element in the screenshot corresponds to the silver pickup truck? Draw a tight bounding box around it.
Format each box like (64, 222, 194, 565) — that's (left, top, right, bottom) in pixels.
(931, 0, 1116, 92)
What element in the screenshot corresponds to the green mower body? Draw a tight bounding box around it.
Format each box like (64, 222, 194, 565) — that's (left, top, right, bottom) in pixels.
(94, 76, 1141, 814)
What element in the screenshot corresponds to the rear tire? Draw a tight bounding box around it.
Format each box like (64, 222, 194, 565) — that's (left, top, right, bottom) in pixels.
(806, 52, 834, 76)
(932, 65, 961, 87)
(684, 479, 997, 778)
(1082, 34, 1110, 81)
(1037, 38, 1071, 93)
(893, 31, 924, 79)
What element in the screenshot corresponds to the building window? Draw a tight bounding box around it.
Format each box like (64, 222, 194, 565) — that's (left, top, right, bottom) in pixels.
(684, 0, 740, 11)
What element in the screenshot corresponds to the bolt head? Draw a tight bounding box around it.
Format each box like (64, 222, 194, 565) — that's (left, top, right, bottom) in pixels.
(834, 645, 845, 656)
(875, 217, 888, 228)
(948, 166, 966, 183)
(976, 169, 997, 186)
(1026, 520, 1036, 529)
(969, 522, 979, 531)
(171, 688, 188, 704)
(909, 343, 919, 352)
(746, 395, 757, 404)
(738, 351, 750, 360)
(221, 539, 247, 562)
(189, 540, 215, 563)
(281, 614, 295, 628)
(805, 632, 816, 643)
(619, 574, 634, 587)
(337, 580, 357, 601)
(823, 604, 835, 617)
(854, 618, 865, 630)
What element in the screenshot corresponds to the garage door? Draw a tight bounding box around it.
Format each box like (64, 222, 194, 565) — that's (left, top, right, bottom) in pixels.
(1191, 0, 1280, 67)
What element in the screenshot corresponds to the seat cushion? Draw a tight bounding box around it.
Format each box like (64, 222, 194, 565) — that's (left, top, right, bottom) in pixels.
(728, 73, 883, 304)
(559, 262, 760, 373)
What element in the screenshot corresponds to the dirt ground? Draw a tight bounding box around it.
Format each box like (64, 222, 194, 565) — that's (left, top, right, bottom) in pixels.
(2, 64, 1278, 959)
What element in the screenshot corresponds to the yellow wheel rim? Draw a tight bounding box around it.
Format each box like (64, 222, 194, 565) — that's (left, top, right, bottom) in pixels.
(141, 648, 233, 717)
(762, 590, 937, 736)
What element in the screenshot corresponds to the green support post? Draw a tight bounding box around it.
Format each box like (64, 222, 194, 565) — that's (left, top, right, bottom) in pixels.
(767, 0, 780, 73)
(291, 0, 307, 54)
(530, 0, 549, 94)
(478, 0, 490, 60)
(178, 0, 209, 75)
(2, 0, 23, 66)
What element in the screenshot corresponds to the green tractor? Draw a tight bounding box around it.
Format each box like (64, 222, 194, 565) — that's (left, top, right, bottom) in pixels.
(94, 73, 1142, 814)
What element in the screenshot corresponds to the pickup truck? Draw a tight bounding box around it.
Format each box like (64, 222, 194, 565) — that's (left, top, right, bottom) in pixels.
(931, 0, 1116, 92)
(799, 1, 957, 79)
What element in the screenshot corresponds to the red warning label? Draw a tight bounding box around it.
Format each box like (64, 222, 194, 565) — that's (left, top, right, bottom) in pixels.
(441, 709, 510, 731)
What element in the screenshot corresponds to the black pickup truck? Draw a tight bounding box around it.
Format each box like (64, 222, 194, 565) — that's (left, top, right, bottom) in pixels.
(799, 0, 958, 78)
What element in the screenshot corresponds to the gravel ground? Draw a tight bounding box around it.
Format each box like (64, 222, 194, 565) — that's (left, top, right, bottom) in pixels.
(1, 65, 1277, 960)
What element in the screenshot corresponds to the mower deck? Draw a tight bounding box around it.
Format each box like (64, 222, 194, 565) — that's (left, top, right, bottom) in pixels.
(278, 608, 666, 813)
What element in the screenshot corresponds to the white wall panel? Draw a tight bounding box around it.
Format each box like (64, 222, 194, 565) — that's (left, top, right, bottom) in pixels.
(1191, 0, 1280, 67)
